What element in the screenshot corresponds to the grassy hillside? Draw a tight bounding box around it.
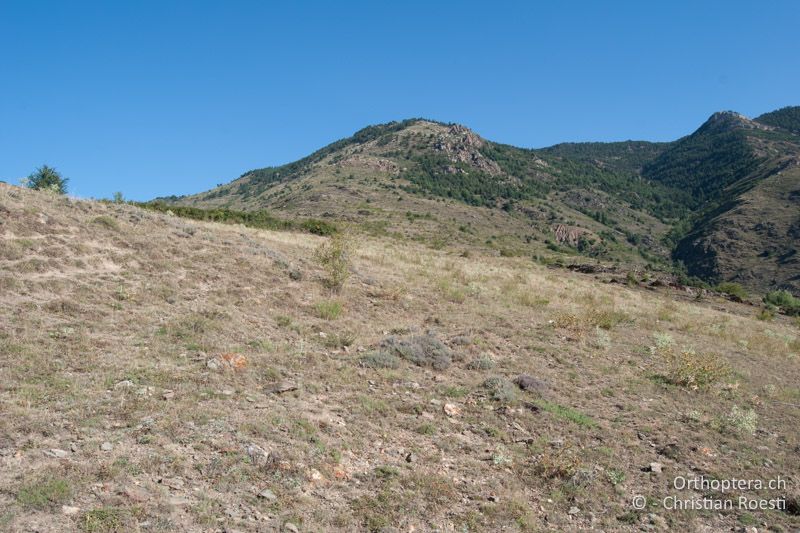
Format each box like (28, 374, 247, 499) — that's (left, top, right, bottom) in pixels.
(2, 184, 799, 531)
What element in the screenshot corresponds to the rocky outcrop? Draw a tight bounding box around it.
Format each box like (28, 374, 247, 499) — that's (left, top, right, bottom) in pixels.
(433, 125, 502, 175)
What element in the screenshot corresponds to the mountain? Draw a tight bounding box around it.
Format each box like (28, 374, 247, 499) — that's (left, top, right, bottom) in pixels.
(661, 110, 800, 293)
(163, 107, 800, 295)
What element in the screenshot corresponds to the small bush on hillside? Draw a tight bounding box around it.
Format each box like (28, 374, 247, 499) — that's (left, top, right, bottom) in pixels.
(482, 377, 518, 402)
(716, 282, 748, 300)
(466, 355, 495, 370)
(359, 350, 400, 369)
(314, 230, 355, 292)
(757, 307, 776, 321)
(723, 406, 758, 434)
(653, 332, 674, 350)
(380, 333, 454, 370)
(588, 308, 633, 330)
(24, 165, 68, 194)
(764, 290, 800, 315)
(663, 348, 730, 389)
(533, 444, 582, 480)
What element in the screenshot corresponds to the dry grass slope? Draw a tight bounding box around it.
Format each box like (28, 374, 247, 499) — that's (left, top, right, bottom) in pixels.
(1, 183, 799, 532)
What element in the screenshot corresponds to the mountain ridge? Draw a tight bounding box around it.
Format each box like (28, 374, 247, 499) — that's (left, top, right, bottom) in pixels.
(162, 107, 800, 295)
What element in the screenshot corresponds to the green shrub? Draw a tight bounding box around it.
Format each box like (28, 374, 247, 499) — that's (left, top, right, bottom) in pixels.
(24, 165, 68, 194)
(764, 290, 800, 315)
(314, 230, 355, 292)
(716, 282, 748, 300)
(663, 348, 730, 388)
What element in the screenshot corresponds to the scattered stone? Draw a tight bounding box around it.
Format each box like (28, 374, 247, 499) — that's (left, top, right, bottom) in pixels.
(284, 522, 300, 533)
(159, 477, 185, 490)
(44, 448, 70, 458)
(70, 442, 79, 452)
(647, 513, 668, 529)
(568, 506, 580, 515)
(257, 488, 277, 501)
(649, 462, 663, 474)
(206, 358, 221, 370)
(657, 443, 680, 461)
(114, 380, 134, 390)
(162, 390, 175, 400)
(221, 389, 235, 396)
(220, 352, 248, 370)
(167, 496, 190, 506)
(514, 374, 547, 393)
(122, 485, 150, 503)
(245, 444, 269, 466)
(61, 505, 81, 516)
(100, 442, 113, 452)
(265, 381, 298, 394)
(405, 452, 416, 463)
(443, 403, 462, 417)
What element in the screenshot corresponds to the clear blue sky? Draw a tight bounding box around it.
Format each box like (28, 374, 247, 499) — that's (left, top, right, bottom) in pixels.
(1, 1, 798, 200)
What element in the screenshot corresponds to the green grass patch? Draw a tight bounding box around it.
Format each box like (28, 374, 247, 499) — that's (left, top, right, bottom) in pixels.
(533, 399, 597, 427)
(17, 477, 71, 509)
(314, 300, 342, 320)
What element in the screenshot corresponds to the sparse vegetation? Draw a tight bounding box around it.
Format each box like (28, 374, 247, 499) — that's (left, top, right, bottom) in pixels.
(16, 476, 71, 509)
(764, 290, 800, 315)
(723, 405, 758, 434)
(359, 350, 400, 369)
(533, 399, 596, 427)
(314, 300, 343, 320)
(81, 507, 127, 532)
(24, 165, 68, 194)
(661, 348, 730, 388)
(716, 281, 748, 300)
(3, 183, 799, 532)
(314, 230, 355, 292)
(483, 376, 518, 402)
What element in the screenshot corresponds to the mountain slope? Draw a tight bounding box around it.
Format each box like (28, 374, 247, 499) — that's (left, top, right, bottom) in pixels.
(653, 111, 800, 292)
(2, 184, 799, 531)
(756, 106, 800, 134)
(169, 120, 675, 267)
(166, 107, 800, 295)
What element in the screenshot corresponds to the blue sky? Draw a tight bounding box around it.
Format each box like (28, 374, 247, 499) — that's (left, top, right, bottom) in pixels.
(1, 1, 798, 200)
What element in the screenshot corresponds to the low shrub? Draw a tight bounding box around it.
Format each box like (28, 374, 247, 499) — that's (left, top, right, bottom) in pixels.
(716, 282, 748, 300)
(663, 348, 730, 389)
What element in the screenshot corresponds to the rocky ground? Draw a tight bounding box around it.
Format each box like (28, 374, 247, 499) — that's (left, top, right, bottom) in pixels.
(1, 183, 799, 532)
